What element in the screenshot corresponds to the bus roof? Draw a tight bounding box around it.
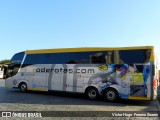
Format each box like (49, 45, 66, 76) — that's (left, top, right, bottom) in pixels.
(25, 46, 154, 54)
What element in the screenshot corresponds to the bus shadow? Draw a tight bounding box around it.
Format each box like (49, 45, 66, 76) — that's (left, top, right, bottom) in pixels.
(1, 88, 154, 107)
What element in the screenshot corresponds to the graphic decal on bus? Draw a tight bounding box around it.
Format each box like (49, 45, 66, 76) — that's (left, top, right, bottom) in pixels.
(98, 65, 108, 71)
(88, 64, 150, 99)
(35, 67, 95, 74)
(16, 63, 151, 99)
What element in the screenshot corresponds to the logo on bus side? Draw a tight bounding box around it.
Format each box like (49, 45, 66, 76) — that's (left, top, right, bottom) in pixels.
(98, 65, 108, 71)
(35, 67, 95, 74)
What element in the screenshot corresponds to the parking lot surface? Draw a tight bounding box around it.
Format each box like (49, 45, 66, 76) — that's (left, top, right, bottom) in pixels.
(0, 79, 160, 120)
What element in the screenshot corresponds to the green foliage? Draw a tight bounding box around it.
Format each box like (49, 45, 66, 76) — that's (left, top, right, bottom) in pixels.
(0, 59, 11, 65)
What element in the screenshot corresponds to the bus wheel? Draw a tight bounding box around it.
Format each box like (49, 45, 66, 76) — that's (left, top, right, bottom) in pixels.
(85, 87, 99, 100)
(19, 83, 27, 92)
(103, 88, 118, 102)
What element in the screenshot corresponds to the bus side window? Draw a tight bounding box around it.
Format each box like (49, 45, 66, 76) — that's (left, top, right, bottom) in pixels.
(143, 50, 151, 63)
(90, 52, 107, 64)
(119, 49, 151, 64)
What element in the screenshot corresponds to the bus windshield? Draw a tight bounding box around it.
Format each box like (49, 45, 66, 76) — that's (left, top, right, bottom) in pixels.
(6, 52, 24, 78)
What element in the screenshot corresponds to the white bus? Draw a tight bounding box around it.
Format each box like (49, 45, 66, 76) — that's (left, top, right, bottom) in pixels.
(5, 46, 159, 101)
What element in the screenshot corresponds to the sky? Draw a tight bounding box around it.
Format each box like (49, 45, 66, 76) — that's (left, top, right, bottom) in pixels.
(0, 0, 160, 61)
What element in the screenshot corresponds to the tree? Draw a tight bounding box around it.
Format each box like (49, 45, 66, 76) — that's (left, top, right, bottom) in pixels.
(0, 59, 11, 65)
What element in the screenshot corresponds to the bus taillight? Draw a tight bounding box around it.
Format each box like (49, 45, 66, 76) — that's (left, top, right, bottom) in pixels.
(153, 77, 157, 90)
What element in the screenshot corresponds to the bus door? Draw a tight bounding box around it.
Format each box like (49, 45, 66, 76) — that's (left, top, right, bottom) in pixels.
(31, 65, 48, 91)
(49, 64, 63, 91)
(33, 72, 48, 91)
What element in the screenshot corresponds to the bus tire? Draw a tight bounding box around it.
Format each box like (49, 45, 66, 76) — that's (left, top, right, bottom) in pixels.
(85, 87, 99, 100)
(19, 83, 27, 92)
(103, 88, 118, 102)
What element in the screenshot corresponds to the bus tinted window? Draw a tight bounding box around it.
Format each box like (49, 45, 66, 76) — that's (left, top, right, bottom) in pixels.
(90, 52, 107, 64)
(119, 49, 151, 64)
(23, 49, 151, 65)
(66, 51, 107, 64)
(23, 53, 77, 64)
(38, 53, 68, 64)
(23, 51, 108, 64)
(23, 54, 39, 64)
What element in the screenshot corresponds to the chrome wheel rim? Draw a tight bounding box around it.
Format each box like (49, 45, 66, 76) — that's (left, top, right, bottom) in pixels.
(106, 91, 115, 100)
(21, 84, 27, 92)
(88, 89, 97, 99)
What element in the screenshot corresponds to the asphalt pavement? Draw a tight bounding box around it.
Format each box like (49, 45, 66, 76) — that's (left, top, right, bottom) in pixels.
(0, 79, 160, 120)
